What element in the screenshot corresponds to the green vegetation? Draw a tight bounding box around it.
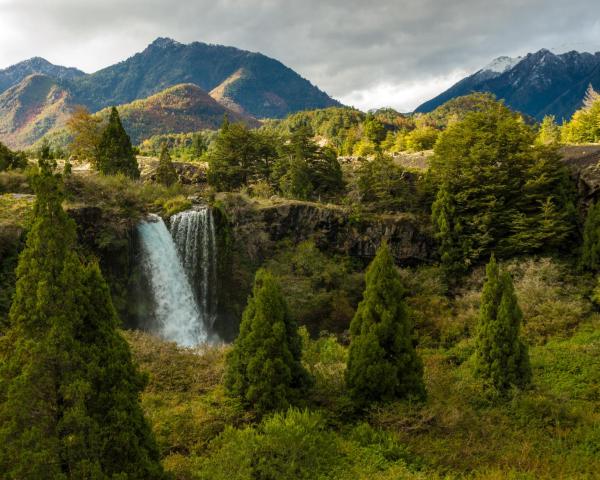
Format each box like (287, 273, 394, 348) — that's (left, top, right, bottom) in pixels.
(0, 157, 163, 478)
(225, 269, 311, 416)
(96, 107, 140, 178)
(140, 130, 215, 161)
(155, 144, 179, 186)
(562, 85, 600, 143)
(474, 255, 531, 394)
(0, 141, 27, 171)
(346, 243, 425, 406)
(431, 99, 576, 277)
(581, 199, 600, 271)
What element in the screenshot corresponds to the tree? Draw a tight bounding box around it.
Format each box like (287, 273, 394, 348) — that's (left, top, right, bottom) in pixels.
(346, 243, 425, 406)
(207, 123, 277, 191)
(356, 154, 416, 212)
(272, 127, 344, 200)
(583, 83, 600, 110)
(155, 144, 178, 186)
(536, 115, 561, 145)
(431, 100, 575, 277)
(66, 105, 103, 163)
(0, 158, 164, 478)
(363, 113, 386, 145)
(562, 85, 600, 143)
(474, 255, 531, 393)
(225, 269, 310, 416)
(581, 200, 600, 271)
(96, 107, 140, 178)
(404, 125, 439, 151)
(0, 141, 27, 171)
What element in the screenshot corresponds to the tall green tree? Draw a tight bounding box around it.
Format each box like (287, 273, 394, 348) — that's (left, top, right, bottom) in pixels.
(346, 243, 425, 406)
(272, 126, 344, 200)
(0, 159, 163, 479)
(536, 115, 561, 145)
(96, 107, 140, 178)
(155, 144, 178, 186)
(225, 269, 310, 416)
(207, 123, 277, 191)
(0, 141, 27, 171)
(431, 100, 575, 277)
(474, 255, 531, 394)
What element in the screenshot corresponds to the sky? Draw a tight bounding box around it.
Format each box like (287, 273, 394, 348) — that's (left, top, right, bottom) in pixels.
(0, 0, 599, 112)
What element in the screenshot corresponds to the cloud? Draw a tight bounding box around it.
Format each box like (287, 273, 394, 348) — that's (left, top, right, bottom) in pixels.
(0, 0, 598, 110)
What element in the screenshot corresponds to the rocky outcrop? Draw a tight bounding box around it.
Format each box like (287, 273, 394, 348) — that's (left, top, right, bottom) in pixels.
(561, 145, 600, 207)
(217, 194, 434, 266)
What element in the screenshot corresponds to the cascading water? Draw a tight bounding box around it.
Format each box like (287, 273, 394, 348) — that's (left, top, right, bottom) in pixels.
(137, 214, 207, 346)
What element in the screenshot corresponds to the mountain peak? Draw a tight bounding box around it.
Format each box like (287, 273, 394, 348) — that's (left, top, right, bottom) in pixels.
(148, 37, 181, 49)
(482, 55, 523, 73)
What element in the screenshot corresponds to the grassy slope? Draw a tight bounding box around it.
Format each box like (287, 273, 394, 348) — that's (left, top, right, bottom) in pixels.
(124, 257, 600, 480)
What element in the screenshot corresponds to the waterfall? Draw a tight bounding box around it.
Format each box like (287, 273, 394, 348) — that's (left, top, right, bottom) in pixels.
(137, 214, 207, 346)
(170, 207, 218, 329)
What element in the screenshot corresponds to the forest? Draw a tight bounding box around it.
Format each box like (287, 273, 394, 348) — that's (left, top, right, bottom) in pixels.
(0, 88, 599, 479)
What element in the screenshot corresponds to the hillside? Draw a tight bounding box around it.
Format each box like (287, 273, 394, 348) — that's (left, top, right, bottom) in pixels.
(69, 37, 340, 118)
(96, 83, 259, 144)
(417, 49, 600, 121)
(0, 74, 75, 149)
(0, 56, 85, 93)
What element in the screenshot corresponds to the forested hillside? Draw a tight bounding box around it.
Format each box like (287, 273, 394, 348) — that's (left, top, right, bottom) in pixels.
(1, 87, 600, 479)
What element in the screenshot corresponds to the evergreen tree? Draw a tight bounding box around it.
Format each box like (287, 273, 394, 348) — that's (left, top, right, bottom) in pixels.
(581, 200, 600, 271)
(0, 160, 163, 479)
(96, 107, 140, 178)
(155, 144, 178, 186)
(225, 269, 310, 416)
(345, 243, 425, 406)
(474, 255, 531, 394)
(272, 127, 344, 200)
(431, 100, 575, 277)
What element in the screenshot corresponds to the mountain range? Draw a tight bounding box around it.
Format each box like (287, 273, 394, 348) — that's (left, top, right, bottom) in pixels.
(416, 49, 600, 121)
(0, 37, 339, 148)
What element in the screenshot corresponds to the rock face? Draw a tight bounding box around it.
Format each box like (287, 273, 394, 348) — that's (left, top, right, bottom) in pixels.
(560, 145, 600, 208)
(218, 194, 434, 266)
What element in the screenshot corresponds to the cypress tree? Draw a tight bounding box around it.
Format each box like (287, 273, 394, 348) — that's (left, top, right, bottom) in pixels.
(345, 243, 425, 406)
(581, 200, 600, 271)
(155, 144, 178, 186)
(0, 160, 164, 479)
(225, 269, 310, 416)
(474, 255, 531, 394)
(96, 107, 140, 178)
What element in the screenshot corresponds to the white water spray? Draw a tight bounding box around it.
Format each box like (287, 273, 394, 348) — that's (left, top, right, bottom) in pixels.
(137, 214, 207, 346)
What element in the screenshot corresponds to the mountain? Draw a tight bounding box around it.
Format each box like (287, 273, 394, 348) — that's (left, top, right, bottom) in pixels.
(416, 49, 600, 121)
(68, 37, 340, 118)
(0, 57, 85, 93)
(0, 74, 75, 149)
(97, 83, 259, 144)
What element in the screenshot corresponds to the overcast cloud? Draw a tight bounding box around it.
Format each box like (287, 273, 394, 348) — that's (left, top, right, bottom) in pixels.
(0, 0, 598, 111)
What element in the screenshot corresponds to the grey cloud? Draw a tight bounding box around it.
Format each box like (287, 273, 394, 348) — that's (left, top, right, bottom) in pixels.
(0, 0, 598, 110)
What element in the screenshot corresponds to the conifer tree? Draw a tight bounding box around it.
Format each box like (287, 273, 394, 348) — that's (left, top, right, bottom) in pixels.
(96, 107, 140, 178)
(346, 243, 425, 406)
(155, 144, 178, 186)
(225, 269, 310, 416)
(474, 255, 531, 394)
(581, 200, 600, 271)
(0, 159, 163, 479)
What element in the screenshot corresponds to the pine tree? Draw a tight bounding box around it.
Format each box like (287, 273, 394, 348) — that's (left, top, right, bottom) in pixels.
(581, 200, 600, 271)
(345, 243, 425, 406)
(0, 159, 163, 479)
(96, 107, 140, 178)
(225, 269, 310, 416)
(474, 255, 531, 394)
(155, 144, 178, 186)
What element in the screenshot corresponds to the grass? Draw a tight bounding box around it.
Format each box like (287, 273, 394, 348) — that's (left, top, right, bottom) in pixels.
(0, 193, 34, 229)
(124, 290, 600, 479)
